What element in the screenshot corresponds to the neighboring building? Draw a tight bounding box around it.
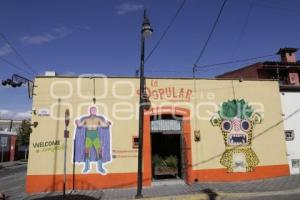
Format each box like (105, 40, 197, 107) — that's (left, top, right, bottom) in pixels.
(0, 119, 22, 162)
(281, 92, 300, 174)
(218, 47, 300, 175)
(26, 74, 289, 193)
(217, 48, 300, 87)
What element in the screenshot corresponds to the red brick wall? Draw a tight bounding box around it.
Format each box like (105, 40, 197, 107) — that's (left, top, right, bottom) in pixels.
(217, 63, 262, 79)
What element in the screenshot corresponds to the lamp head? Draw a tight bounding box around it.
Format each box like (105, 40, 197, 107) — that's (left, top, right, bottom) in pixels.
(1, 80, 7, 86)
(141, 10, 153, 38)
(16, 82, 23, 87)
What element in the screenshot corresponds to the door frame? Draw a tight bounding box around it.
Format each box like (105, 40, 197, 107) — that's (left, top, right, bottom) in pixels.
(143, 106, 192, 185)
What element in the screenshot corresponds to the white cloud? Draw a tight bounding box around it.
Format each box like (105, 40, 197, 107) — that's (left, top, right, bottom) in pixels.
(0, 44, 13, 56)
(53, 26, 74, 37)
(116, 2, 144, 15)
(75, 25, 91, 31)
(0, 110, 14, 119)
(18, 24, 90, 46)
(14, 111, 31, 120)
(20, 25, 76, 45)
(0, 109, 31, 120)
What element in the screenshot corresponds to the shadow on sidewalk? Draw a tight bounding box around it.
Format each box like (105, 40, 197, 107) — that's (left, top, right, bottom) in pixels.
(29, 194, 99, 200)
(202, 188, 218, 200)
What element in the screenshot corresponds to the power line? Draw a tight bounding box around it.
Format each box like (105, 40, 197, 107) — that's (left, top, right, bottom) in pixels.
(232, 0, 254, 54)
(193, 0, 228, 68)
(195, 53, 276, 71)
(0, 32, 38, 75)
(144, 53, 276, 75)
(145, 69, 190, 74)
(0, 56, 34, 76)
(144, 0, 187, 63)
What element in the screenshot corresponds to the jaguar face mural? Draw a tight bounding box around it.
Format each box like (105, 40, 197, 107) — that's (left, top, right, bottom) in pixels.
(210, 99, 262, 172)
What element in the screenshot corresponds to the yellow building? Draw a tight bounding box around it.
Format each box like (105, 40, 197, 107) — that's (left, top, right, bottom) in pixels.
(26, 75, 289, 193)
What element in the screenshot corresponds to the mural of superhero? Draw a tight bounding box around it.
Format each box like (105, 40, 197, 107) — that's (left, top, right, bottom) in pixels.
(210, 99, 262, 172)
(73, 106, 112, 175)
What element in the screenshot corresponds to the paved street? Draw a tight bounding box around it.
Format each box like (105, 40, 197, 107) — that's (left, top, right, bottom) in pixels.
(0, 163, 27, 200)
(1, 163, 300, 200)
(232, 195, 300, 200)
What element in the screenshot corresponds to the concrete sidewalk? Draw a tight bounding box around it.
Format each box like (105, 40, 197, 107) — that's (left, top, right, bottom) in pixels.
(25, 175, 300, 200)
(0, 160, 27, 169)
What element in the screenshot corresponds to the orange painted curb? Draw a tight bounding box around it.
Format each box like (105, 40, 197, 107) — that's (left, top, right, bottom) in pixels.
(190, 164, 290, 182)
(26, 173, 151, 193)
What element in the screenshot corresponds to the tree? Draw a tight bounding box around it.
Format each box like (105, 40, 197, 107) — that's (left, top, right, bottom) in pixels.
(17, 120, 32, 145)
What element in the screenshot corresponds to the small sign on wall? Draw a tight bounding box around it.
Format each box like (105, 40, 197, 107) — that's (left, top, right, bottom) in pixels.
(194, 130, 201, 142)
(132, 136, 139, 149)
(38, 108, 50, 116)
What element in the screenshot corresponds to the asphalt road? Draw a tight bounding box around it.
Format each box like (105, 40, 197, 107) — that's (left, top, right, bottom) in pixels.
(0, 164, 27, 200)
(228, 194, 300, 200)
(1, 164, 300, 200)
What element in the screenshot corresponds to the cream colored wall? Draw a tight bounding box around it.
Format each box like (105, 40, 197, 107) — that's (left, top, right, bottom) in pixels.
(27, 77, 288, 175)
(190, 80, 288, 169)
(28, 77, 140, 175)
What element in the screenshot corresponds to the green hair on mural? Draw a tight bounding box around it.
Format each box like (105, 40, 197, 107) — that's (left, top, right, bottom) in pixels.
(218, 99, 254, 119)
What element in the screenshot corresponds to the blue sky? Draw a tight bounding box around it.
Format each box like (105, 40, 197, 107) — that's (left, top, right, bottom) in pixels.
(1, 0, 300, 119)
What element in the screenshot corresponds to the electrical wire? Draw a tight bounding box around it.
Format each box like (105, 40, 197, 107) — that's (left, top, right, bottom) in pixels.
(144, 53, 276, 74)
(144, 0, 187, 63)
(145, 69, 190, 74)
(232, 0, 254, 54)
(0, 56, 35, 77)
(193, 0, 228, 68)
(0, 32, 38, 75)
(195, 53, 276, 71)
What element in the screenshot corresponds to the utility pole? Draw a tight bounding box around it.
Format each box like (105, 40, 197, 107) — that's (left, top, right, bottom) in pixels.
(136, 10, 153, 199)
(193, 65, 197, 78)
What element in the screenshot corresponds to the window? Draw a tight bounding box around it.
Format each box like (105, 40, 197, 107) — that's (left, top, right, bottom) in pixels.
(285, 130, 295, 141)
(292, 159, 300, 168)
(132, 136, 139, 149)
(151, 119, 182, 133)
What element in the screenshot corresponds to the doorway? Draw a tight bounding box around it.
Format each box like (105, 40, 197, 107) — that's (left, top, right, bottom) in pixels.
(150, 115, 183, 180)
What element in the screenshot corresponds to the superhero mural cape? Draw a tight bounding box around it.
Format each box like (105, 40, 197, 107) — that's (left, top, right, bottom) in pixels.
(74, 115, 112, 163)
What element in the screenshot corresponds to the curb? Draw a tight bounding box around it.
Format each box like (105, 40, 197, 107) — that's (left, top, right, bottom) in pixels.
(223, 188, 300, 198)
(144, 193, 219, 200)
(0, 161, 27, 169)
(143, 188, 300, 200)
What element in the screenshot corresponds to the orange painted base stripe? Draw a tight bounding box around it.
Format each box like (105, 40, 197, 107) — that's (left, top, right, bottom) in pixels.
(26, 173, 151, 193)
(26, 165, 290, 193)
(191, 164, 290, 182)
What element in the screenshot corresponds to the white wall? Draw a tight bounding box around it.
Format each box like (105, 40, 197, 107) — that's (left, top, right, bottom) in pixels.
(281, 92, 300, 174)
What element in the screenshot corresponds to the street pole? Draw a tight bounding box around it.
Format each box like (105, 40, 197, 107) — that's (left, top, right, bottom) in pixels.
(1, 146, 3, 163)
(25, 148, 27, 161)
(63, 109, 70, 198)
(136, 10, 153, 199)
(136, 28, 145, 200)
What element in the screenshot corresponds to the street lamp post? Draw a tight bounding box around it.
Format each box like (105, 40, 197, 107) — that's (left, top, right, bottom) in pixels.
(136, 10, 153, 199)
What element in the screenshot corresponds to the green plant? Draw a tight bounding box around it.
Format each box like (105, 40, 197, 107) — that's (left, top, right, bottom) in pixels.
(164, 155, 178, 169)
(152, 154, 163, 167)
(17, 120, 32, 145)
(152, 154, 178, 169)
